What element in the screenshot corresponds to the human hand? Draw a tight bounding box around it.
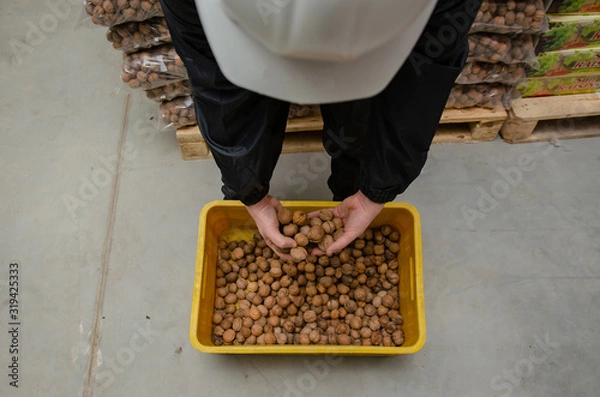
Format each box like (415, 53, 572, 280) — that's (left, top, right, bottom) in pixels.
(246, 194, 296, 260)
(309, 191, 384, 256)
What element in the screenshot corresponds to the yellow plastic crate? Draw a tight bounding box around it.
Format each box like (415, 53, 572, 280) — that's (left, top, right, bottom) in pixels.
(190, 200, 426, 355)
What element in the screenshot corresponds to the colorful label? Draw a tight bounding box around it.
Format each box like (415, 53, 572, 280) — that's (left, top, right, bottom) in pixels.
(530, 46, 600, 76)
(548, 0, 600, 14)
(518, 73, 600, 97)
(537, 14, 600, 52)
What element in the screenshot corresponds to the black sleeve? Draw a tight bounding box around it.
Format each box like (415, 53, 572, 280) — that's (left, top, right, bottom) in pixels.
(359, 0, 482, 203)
(159, 0, 290, 205)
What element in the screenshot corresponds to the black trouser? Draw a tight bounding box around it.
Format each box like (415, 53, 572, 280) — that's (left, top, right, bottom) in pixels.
(159, 0, 482, 205)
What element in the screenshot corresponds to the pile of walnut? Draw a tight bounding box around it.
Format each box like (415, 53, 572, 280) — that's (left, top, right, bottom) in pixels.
(456, 62, 526, 85)
(471, 0, 546, 34)
(212, 209, 404, 347)
(159, 96, 196, 128)
(121, 44, 188, 89)
(468, 34, 536, 64)
(146, 80, 191, 102)
(85, 0, 164, 27)
(106, 17, 171, 53)
(288, 104, 321, 119)
(445, 83, 507, 109)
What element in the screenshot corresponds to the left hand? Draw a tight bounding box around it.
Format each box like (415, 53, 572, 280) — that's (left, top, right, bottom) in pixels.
(309, 190, 384, 256)
(246, 194, 296, 260)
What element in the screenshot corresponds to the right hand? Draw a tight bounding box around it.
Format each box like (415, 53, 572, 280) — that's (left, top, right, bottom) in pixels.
(308, 190, 384, 256)
(246, 194, 296, 261)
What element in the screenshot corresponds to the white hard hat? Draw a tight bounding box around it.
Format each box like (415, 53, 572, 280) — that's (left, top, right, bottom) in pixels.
(195, 0, 437, 104)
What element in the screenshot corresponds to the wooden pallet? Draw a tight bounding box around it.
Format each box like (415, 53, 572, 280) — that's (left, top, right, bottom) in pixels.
(176, 107, 507, 160)
(501, 94, 600, 144)
(435, 107, 507, 143)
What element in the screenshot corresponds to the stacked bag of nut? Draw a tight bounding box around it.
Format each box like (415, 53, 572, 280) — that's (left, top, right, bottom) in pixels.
(288, 104, 321, 120)
(447, 0, 549, 109)
(518, 0, 600, 97)
(83, 1, 198, 129)
(84, 1, 321, 130)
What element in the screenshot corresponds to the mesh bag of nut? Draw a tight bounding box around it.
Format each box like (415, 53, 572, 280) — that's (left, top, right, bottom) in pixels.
(106, 17, 171, 53)
(146, 80, 192, 102)
(288, 104, 321, 119)
(212, 209, 405, 347)
(468, 33, 538, 65)
(456, 62, 527, 85)
(445, 84, 510, 109)
(159, 95, 197, 129)
(84, 0, 164, 27)
(121, 44, 188, 90)
(470, 0, 548, 34)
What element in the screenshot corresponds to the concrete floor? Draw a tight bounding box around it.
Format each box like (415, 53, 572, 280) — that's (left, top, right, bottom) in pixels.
(1, 2, 599, 397)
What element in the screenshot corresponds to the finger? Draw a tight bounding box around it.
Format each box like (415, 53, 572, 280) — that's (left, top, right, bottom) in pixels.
(307, 207, 339, 219)
(262, 236, 294, 261)
(326, 231, 360, 256)
(271, 246, 294, 261)
(269, 195, 283, 212)
(277, 253, 294, 261)
(274, 246, 291, 254)
(330, 205, 347, 219)
(310, 247, 326, 256)
(264, 229, 297, 250)
(307, 210, 322, 219)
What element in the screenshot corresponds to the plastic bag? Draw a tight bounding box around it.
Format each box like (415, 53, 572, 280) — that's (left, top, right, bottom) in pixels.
(145, 80, 192, 102)
(106, 17, 171, 53)
(121, 44, 188, 90)
(445, 84, 510, 109)
(288, 104, 321, 119)
(160, 96, 197, 129)
(456, 62, 527, 85)
(84, 0, 163, 27)
(471, 0, 548, 34)
(468, 34, 538, 65)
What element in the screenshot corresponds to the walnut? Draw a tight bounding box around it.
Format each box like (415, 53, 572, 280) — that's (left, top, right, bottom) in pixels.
(318, 235, 334, 252)
(283, 223, 298, 237)
(292, 210, 307, 225)
(277, 208, 293, 224)
(304, 226, 324, 243)
(294, 233, 309, 247)
(303, 310, 317, 323)
(319, 209, 334, 221)
(290, 247, 308, 262)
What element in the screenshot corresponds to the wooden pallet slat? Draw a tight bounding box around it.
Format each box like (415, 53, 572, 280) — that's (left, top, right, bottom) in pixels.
(501, 94, 600, 144)
(285, 116, 323, 133)
(177, 107, 508, 160)
(438, 107, 507, 143)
